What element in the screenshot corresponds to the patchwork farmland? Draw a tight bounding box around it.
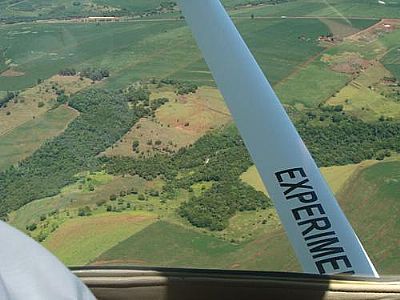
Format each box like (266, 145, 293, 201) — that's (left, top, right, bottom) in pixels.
(0, 0, 399, 277)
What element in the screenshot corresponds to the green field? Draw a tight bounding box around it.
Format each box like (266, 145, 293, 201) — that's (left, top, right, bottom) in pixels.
(0, 18, 353, 93)
(0, 15, 381, 109)
(95, 220, 299, 272)
(95, 221, 240, 267)
(0, 48, 7, 73)
(232, 0, 400, 18)
(337, 160, 400, 274)
(240, 161, 378, 196)
(382, 47, 400, 81)
(93, 0, 165, 12)
(275, 62, 350, 107)
(4, 0, 399, 20)
(327, 63, 400, 121)
(0, 0, 119, 19)
(0, 105, 78, 171)
(172, 17, 340, 88)
(0, 21, 184, 90)
(44, 211, 156, 265)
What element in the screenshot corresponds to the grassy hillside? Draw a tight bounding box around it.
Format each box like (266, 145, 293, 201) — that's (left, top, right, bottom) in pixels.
(0, 105, 78, 171)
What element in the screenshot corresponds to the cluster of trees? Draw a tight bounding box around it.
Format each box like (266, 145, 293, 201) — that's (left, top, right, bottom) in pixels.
(0, 88, 166, 218)
(78, 206, 92, 217)
(156, 79, 198, 95)
(58, 67, 110, 81)
(58, 68, 77, 76)
(126, 86, 151, 104)
(103, 126, 271, 230)
(159, 1, 177, 10)
(80, 67, 110, 81)
(141, 1, 177, 16)
(0, 91, 17, 108)
(233, 0, 290, 8)
(176, 81, 198, 95)
(299, 118, 400, 166)
(179, 180, 269, 231)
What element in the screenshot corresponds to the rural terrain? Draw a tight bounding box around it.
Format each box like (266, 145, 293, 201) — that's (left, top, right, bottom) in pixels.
(1, 0, 400, 275)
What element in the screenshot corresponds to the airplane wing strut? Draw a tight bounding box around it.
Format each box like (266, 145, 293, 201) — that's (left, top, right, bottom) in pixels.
(177, 0, 378, 277)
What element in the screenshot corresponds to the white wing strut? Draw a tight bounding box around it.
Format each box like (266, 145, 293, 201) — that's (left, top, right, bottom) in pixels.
(0, 221, 95, 300)
(177, 0, 378, 277)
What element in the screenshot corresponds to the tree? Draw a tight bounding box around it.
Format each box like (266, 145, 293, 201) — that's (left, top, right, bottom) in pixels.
(132, 140, 140, 150)
(59, 68, 77, 76)
(78, 206, 92, 217)
(26, 223, 37, 231)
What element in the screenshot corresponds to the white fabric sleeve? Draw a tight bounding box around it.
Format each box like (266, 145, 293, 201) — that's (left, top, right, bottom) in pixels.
(0, 221, 96, 300)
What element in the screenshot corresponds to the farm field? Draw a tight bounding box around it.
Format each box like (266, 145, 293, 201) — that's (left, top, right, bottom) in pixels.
(231, 0, 400, 18)
(240, 160, 378, 197)
(1, 0, 400, 278)
(95, 221, 240, 268)
(91, 219, 306, 272)
(383, 47, 400, 81)
(0, 0, 259, 21)
(0, 17, 369, 96)
(337, 160, 400, 274)
(276, 19, 400, 108)
(0, 50, 6, 73)
(104, 86, 231, 157)
(43, 211, 156, 266)
(326, 62, 400, 121)
(90, 158, 400, 274)
(0, 0, 121, 19)
(0, 105, 78, 171)
(0, 75, 92, 136)
(93, 0, 167, 13)
(20, 155, 389, 269)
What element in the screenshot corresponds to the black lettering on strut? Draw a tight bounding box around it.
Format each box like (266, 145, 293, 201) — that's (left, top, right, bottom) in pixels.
(280, 179, 313, 195)
(299, 217, 332, 236)
(307, 237, 344, 259)
(275, 167, 355, 275)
